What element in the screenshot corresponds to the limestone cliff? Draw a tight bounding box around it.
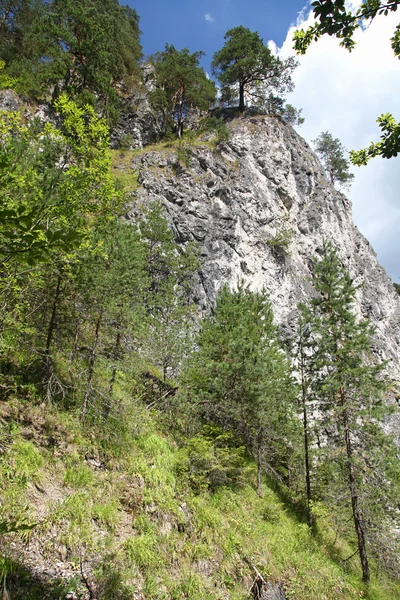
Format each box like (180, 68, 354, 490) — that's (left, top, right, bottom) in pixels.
(124, 115, 400, 393)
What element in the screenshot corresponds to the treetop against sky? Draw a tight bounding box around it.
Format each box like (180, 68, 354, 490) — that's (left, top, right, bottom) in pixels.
(129, 0, 307, 71)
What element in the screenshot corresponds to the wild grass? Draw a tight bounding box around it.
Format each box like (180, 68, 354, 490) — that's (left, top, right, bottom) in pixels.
(1, 399, 399, 600)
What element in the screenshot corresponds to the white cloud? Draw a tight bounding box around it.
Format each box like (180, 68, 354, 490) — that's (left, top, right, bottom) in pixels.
(277, 6, 400, 281)
(205, 13, 214, 22)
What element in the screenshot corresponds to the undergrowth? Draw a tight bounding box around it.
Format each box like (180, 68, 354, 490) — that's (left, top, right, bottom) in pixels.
(0, 397, 399, 600)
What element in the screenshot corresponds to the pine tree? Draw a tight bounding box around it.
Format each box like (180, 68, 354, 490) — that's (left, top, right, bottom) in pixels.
(185, 283, 298, 495)
(0, 0, 142, 117)
(151, 45, 216, 137)
(138, 203, 199, 384)
(211, 26, 297, 112)
(76, 218, 148, 419)
(313, 131, 354, 189)
(294, 313, 314, 527)
(299, 241, 399, 583)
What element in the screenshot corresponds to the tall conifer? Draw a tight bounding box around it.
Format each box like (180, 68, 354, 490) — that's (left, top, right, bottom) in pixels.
(299, 241, 398, 583)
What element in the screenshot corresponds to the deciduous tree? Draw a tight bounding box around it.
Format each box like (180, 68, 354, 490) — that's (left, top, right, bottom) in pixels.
(293, 1, 400, 164)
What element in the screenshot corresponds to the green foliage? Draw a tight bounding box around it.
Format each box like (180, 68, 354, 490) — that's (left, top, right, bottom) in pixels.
(266, 226, 295, 251)
(293, 1, 400, 53)
(175, 141, 193, 167)
(313, 131, 354, 189)
(0, 94, 117, 273)
(124, 533, 160, 572)
(298, 241, 400, 582)
(185, 283, 299, 488)
(92, 500, 120, 531)
(1, 399, 400, 598)
(151, 44, 216, 137)
(0, 59, 17, 89)
(137, 202, 199, 384)
(0, 0, 142, 119)
(64, 464, 94, 488)
(2, 440, 43, 486)
(199, 116, 230, 144)
(212, 26, 298, 111)
(293, 1, 400, 164)
(280, 103, 305, 126)
(182, 426, 252, 493)
(350, 112, 400, 164)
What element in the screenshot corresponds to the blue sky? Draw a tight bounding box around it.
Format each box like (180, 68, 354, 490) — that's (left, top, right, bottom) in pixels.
(129, 0, 307, 71)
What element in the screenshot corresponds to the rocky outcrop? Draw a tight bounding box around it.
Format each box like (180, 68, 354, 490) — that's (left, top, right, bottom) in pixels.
(126, 115, 400, 394)
(0, 88, 23, 111)
(111, 64, 167, 150)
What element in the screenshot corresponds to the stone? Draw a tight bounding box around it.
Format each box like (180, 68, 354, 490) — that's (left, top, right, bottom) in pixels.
(258, 582, 287, 600)
(0, 89, 22, 111)
(111, 64, 167, 150)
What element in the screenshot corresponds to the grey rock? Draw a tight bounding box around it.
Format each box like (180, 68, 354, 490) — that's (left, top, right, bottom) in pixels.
(0, 89, 22, 111)
(130, 115, 400, 409)
(111, 64, 167, 150)
(258, 582, 287, 600)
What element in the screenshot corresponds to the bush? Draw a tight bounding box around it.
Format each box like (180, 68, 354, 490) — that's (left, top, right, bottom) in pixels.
(199, 116, 230, 144)
(175, 142, 193, 167)
(182, 426, 252, 493)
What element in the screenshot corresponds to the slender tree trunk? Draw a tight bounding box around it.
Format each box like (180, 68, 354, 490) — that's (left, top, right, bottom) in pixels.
(81, 305, 104, 419)
(45, 274, 62, 356)
(105, 324, 121, 418)
(239, 83, 245, 112)
(42, 273, 62, 386)
(69, 315, 81, 366)
(300, 351, 313, 528)
(340, 387, 370, 584)
(177, 86, 184, 138)
(257, 427, 263, 498)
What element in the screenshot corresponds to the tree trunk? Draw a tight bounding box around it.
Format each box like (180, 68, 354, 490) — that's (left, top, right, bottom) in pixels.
(105, 325, 121, 418)
(300, 351, 313, 528)
(69, 315, 81, 366)
(42, 273, 62, 391)
(44, 273, 62, 357)
(340, 387, 370, 584)
(257, 427, 263, 498)
(81, 305, 104, 419)
(239, 83, 245, 112)
(177, 86, 184, 138)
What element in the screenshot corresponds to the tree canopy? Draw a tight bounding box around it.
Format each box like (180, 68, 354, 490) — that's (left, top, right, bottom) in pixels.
(212, 26, 298, 111)
(298, 241, 399, 583)
(0, 0, 142, 120)
(293, 1, 400, 164)
(151, 44, 216, 137)
(313, 131, 354, 189)
(0, 93, 117, 274)
(185, 283, 298, 494)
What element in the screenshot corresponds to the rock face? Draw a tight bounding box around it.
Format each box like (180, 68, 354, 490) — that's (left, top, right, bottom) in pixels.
(128, 115, 400, 392)
(111, 64, 167, 150)
(0, 88, 23, 111)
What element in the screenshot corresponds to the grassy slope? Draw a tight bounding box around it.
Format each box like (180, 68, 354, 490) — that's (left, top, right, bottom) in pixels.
(1, 130, 399, 599)
(1, 396, 399, 600)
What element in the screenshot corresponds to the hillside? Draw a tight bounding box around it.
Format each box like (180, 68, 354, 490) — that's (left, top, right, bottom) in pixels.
(1, 91, 400, 600)
(2, 397, 400, 600)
